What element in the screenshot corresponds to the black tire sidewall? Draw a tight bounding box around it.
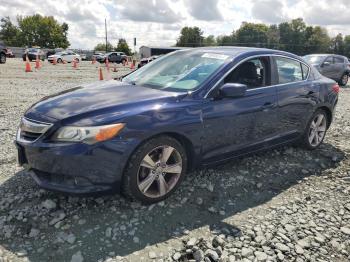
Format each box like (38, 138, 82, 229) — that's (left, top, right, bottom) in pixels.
(302, 109, 328, 150)
(340, 74, 348, 86)
(122, 136, 188, 204)
(57, 58, 62, 63)
(0, 53, 6, 64)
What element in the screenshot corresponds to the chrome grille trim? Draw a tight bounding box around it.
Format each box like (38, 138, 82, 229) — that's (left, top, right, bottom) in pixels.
(17, 117, 53, 143)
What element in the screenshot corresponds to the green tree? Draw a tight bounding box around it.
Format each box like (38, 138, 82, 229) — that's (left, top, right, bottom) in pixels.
(304, 26, 331, 54)
(94, 42, 114, 52)
(203, 35, 216, 46)
(216, 34, 236, 46)
(115, 38, 132, 55)
(331, 34, 344, 55)
(16, 14, 69, 48)
(236, 22, 269, 47)
(278, 18, 307, 55)
(176, 26, 204, 47)
(266, 25, 279, 49)
(0, 16, 21, 46)
(344, 35, 350, 58)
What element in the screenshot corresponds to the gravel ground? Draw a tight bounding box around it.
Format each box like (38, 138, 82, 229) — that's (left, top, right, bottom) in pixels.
(0, 58, 350, 262)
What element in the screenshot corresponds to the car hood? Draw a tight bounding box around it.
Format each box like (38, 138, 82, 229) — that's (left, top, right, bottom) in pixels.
(25, 80, 185, 123)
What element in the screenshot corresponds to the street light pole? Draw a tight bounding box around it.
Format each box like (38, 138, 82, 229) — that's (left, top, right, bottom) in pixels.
(105, 18, 108, 53)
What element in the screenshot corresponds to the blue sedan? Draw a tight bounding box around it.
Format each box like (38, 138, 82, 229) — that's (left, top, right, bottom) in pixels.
(15, 47, 339, 203)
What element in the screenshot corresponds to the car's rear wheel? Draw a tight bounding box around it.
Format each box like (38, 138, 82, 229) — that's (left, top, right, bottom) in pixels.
(301, 109, 328, 150)
(122, 136, 187, 204)
(339, 73, 348, 86)
(57, 58, 63, 63)
(0, 53, 6, 64)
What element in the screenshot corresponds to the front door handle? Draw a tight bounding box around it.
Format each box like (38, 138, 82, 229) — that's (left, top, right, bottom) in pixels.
(261, 102, 274, 112)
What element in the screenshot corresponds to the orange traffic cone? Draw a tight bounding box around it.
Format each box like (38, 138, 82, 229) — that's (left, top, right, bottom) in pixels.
(63, 59, 67, 64)
(73, 59, 78, 69)
(130, 61, 135, 70)
(53, 57, 57, 65)
(25, 55, 32, 72)
(99, 67, 104, 80)
(35, 55, 40, 69)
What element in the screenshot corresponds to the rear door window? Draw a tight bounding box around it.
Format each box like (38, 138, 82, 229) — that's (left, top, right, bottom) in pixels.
(334, 56, 344, 64)
(275, 57, 304, 84)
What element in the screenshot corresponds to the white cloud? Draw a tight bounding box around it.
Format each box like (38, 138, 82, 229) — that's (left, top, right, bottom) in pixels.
(0, 0, 349, 49)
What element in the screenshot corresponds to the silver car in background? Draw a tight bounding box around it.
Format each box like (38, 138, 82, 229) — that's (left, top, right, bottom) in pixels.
(304, 54, 350, 86)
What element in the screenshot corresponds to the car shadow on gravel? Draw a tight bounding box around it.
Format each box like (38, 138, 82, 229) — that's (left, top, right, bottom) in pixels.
(0, 143, 346, 261)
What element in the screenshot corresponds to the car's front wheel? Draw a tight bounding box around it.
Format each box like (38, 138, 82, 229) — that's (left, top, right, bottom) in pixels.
(301, 109, 328, 150)
(339, 73, 348, 86)
(122, 136, 187, 204)
(0, 53, 6, 64)
(57, 58, 63, 63)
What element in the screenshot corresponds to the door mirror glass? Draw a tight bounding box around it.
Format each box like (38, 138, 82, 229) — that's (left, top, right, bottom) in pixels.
(219, 83, 247, 98)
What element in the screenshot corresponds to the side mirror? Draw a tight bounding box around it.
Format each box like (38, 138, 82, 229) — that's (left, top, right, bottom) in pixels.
(219, 83, 247, 98)
(322, 61, 330, 67)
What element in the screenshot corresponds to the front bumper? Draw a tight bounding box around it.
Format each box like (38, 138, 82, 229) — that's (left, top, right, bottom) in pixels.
(15, 138, 138, 195)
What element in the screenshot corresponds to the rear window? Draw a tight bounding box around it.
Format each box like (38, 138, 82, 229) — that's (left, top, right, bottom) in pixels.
(334, 57, 344, 64)
(275, 57, 304, 84)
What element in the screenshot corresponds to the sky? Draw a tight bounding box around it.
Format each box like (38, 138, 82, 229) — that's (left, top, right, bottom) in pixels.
(0, 0, 349, 50)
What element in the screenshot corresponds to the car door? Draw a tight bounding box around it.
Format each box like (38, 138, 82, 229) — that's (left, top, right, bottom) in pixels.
(109, 53, 117, 63)
(274, 56, 318, 138)
(201, 56, 279, 163)
(320, 56, 336, 80)
(333, 56, 345, 80)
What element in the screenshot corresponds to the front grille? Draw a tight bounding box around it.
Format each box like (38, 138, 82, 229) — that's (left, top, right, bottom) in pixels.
(17, 117, 53, 143)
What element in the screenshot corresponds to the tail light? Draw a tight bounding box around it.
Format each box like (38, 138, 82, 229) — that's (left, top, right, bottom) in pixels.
(332, 84, 340, 93)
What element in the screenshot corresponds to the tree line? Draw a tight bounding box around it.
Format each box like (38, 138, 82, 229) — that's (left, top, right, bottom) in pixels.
(176, 18, 350, 57)
(0, 15, 69, 49)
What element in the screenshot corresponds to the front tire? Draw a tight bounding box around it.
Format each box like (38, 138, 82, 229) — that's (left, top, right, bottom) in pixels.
(122, 136, 187, 204)
(339, 73, 348, 86)
(0, 53, 6, 64)
(300, 109, 328, 150)
(57, 58, 63, 63)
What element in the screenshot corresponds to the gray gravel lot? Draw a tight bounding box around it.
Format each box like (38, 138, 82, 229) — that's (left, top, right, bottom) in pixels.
(0, 58, 350, 262)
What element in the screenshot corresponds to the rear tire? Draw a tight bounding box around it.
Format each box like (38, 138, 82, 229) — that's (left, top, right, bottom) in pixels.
(0, 53, 6, 64)
(57, 58, 63, 63)
(300, 109, 328, 150)
(339, 73, 348, 86)
(122, 136, 187, 204)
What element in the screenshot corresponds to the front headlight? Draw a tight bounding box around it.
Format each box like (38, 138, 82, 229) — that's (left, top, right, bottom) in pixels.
(52, 123, 125, 144)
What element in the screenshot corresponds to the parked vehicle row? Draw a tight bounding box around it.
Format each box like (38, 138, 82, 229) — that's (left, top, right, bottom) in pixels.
(15, 47, 339, 203)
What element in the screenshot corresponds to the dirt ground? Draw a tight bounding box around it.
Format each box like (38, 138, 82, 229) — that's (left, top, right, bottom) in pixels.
(0, 58, 350, 262)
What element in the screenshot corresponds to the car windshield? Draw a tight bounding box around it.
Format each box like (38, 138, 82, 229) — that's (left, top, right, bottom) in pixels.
(28, 48, 38, 52)
(303, 55, 326, 64)
(123, 51, 229, 92)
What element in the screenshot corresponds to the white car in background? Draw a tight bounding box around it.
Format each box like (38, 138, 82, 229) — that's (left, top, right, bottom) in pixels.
(48, 51, 81, 63)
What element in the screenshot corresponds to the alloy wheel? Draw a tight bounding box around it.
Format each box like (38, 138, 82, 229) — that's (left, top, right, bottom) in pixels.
(342, 74, 348, 86)
(137, 145, 182, 198)
(308, 113, 327, 147)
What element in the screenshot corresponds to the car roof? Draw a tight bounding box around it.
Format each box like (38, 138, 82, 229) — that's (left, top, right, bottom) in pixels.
(305, 54, 345, 58)
(179, 46, 302, 60)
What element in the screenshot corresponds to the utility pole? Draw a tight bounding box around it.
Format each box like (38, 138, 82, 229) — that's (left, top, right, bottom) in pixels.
(105, 18, 108, 53)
